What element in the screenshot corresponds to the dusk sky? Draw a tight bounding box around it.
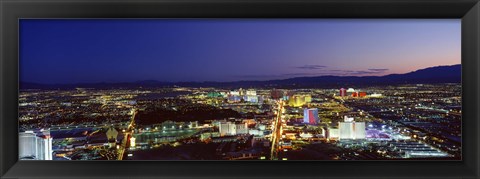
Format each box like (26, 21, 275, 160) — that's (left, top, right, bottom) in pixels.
(20, 19, 460, 84)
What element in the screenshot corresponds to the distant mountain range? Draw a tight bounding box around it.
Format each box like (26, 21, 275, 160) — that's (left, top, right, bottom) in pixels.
(20, 64, 461, 89)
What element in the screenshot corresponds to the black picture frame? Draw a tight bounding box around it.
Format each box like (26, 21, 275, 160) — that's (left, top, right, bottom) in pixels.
(1, 0, 479, 178)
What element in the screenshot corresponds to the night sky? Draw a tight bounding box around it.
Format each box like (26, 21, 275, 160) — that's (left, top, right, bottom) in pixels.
(20, 19, 460, 84)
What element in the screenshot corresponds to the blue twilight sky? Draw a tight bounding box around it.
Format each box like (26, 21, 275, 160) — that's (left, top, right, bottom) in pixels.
(20, 19, 460, 84)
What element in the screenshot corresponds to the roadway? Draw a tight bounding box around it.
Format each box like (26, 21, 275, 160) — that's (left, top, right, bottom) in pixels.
(270, 100, 284, 160)
(117, 108, 137, 160)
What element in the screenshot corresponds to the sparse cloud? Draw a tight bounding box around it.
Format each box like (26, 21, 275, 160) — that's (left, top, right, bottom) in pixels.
(295, 65, 327, 70)
(368, 68, 389, 72)
(282, 73, 321, 76)
(233, 74, 281, 79)
(234, 67, 390, 80)
(349, 71, 379, 75)
(325, 68, 389, 76)
(329, 69, 354, 72)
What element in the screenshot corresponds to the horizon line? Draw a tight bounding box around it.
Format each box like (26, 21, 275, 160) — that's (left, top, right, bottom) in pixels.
(21, 64, 461, 85)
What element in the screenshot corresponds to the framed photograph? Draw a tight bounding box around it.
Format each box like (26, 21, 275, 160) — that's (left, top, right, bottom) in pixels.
(1, 0, 479, 178)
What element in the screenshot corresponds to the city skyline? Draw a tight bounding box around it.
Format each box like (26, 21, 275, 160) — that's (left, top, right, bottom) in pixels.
(20, 19, 460, 84)
(18, 19, 462, 161)
(19, 84, 462, 160)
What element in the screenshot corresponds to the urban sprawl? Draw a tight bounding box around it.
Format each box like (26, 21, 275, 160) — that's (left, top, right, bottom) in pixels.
(19, 84, 461, 160)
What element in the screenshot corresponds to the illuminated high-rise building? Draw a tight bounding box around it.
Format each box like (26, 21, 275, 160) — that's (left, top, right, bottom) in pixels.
(219, 122, 231, 136)
(327, 128, 339, 139)
(106, 126, 119, 148)
(303, 108, 320, 125)
(130, 137, 136, 147)
(19, 132, 37, 159)
(239, 88, 245, 96)
(288, 95, 312, 107)
(338, 116, 366, 140)
(235, 123, 249, 134)
(339, 88, 347, 97)
(370, 93, 383, 97)
(351, 92, 359, 97)
(219, 122, 248, 136)
(246, 90, 257, 96)
(19, 130, 53, 160)
(354, 122, 366, 139)
(339, 122, 354, 139)
(359, 92, 367, 97)
(230, 90, 240, 96)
